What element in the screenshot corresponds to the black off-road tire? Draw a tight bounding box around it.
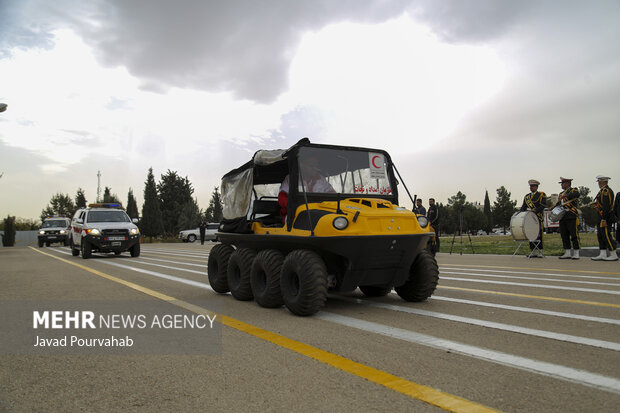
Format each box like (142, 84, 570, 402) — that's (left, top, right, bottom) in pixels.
(251, 249, 285, 308)
(208, 244, 235, 293)
(280, 250, 328, 316)
(359, 285, 392, 297)
(81, 240, 92, 259)
(227, 248, 256, 301)
(130, 243, 140, 257)
(71, 239, 79, 256)
(395, 250, 439, 302)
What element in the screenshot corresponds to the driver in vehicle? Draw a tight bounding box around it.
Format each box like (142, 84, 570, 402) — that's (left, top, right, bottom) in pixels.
(278, 156, 336, 223)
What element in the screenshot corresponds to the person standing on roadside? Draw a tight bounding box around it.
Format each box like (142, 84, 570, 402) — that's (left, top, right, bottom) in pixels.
(199, 218, 207, 245)
(415, 199, 426, 216)
(427, 198, 440, 254)
(556, 177, 580, 259)
(615, 190, 620, 246)
(591, 175, 618, 261)
(520, 179, 547, 257)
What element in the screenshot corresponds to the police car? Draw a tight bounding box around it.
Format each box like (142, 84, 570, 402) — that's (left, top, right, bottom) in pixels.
(70, 203, 141, 258)
(38, 216, 72, 247)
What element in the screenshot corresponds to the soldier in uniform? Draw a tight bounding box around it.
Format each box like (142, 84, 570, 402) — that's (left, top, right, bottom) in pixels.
(591, 175, 618, 261)
(520, 179, 547, 257)
(556, 177, 580, 259)
(427, 198, 440, 254)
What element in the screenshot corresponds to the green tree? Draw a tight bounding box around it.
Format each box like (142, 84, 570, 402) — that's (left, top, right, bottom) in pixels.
(41, 193, 75, 221)
(578, 186, 597, 228)
(126, 188, 139, 219)
(178, 198, 202, 230)
(75, 188, 87, 209)
(103, 186, 122, 206)
(492, 186, 517, 233)
(483, 190, 492, 234)
(141, 168, 164, 240)
(2, 215, 16, 247)
(205, 186, 224, 222)
(157, 170, 194, 235)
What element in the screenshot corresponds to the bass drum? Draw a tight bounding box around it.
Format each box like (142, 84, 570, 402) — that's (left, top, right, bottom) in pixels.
(510, 211, 540, 242)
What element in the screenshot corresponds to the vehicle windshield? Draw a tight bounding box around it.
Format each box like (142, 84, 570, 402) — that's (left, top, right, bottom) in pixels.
(297, 147, 393, 196)
(41, 220, 68, 228)
(87, 210, 130, 223)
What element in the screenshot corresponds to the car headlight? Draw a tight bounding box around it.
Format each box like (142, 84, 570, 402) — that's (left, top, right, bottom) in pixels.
(130, 228, 140, 235)
(59, 230, 66, 234)
(417, 216, 429, 228)
(333, 216, 349, 230)
(87, 228, 101, 235)
(38, 230, 45, 235)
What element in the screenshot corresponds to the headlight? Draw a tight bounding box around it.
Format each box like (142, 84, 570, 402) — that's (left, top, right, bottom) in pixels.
(87, 228, 101, 235)
(130, 228, 140, 235)
(333, 216, 349, 230)
(38, 230, 45, 235)
(417, 216, 429, 228)
(59, 230, 66, 234)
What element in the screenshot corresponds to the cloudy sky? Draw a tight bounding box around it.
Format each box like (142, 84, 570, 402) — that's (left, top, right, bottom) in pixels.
(1, 0, 619, 221)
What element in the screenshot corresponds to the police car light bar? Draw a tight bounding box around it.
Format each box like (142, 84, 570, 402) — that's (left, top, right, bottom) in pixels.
(88, 203, 122, 208)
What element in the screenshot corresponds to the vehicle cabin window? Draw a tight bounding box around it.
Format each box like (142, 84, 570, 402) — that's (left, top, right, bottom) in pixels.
(41, 220, 67, 228)
(86, 210, 130, 223)
(297, 147, 393, 196)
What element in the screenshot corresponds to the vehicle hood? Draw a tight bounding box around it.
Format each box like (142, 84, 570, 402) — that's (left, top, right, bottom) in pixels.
(85, 222, 138, 230)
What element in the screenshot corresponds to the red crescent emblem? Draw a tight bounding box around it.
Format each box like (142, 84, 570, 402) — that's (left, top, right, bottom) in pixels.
(371, 155, 381, 169)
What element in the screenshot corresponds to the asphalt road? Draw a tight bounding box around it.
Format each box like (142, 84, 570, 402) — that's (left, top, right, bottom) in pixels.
(1, 243, 619, 412)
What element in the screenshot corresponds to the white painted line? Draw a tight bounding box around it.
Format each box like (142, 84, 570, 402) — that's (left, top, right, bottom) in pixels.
(49, 248, 620, 394)
(330, 296, 620, 351)
(439, 266, 620, 281)
(139, 256, 208, 268)
(440, 276, 620, 295)
(440, 270, 620, 287)
(431, 295, 620, 326)
(315, 312, 620, 395)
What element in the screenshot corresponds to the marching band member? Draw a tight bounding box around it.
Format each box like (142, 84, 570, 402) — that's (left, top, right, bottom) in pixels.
(520, 179, 546, 257)
(591, 175, 618, 261)
(556, 177, 580, 259)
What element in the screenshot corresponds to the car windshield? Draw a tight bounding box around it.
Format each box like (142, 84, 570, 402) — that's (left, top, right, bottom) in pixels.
(297, 147, 393, 196)
(41, 220, 68, 228)
(87, 210, 130, 223)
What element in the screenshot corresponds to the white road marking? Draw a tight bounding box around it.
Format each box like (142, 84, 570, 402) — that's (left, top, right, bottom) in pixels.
(49, 247, 620, 393)
(440, 270, 620, 287)
(431, 295, 620, 326)
(439, 266, 620, 281)
(330, 295, 620, 351)
(440, 276, 620, 295)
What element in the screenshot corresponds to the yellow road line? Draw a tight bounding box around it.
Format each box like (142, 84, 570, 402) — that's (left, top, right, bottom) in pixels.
(30, 247, 500, 413)
(438, 286, 620, 309)
(440, 263, 620, 276)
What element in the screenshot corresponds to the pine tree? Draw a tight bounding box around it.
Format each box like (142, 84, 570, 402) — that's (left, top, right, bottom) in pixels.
(75, 188, 87, 209)
(41, 193, 75, 221)
(141, 168, 164, 240)
(2, 215, 16, 247)
(126, 188, 139, 219)
(483, 190, 492, 234)
(205, 187, 224, 222)
(157, 170, 194, 235)
(492, 186, 517, 233)
(103, 187, 122, 206)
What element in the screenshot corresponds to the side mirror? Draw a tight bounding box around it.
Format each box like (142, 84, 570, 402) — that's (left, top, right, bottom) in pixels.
(132, 218, 139, 224)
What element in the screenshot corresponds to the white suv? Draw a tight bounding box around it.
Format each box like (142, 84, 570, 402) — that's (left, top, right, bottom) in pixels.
(71, 203, 141, 258)
(38, 217, 71, 247)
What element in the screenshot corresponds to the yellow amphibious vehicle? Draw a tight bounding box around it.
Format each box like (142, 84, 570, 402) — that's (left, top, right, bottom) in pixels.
(208, 138, 438, 316)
